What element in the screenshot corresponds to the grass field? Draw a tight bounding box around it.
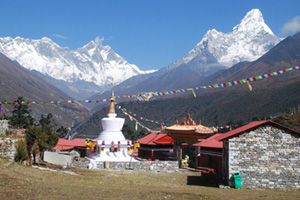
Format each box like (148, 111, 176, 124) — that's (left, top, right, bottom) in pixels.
(1, 159, 300, 200)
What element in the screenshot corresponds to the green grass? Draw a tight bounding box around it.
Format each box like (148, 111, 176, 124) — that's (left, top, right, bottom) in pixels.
(1, 159, 300, 200)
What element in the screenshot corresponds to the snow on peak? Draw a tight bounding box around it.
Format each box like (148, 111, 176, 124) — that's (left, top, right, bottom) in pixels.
(0, 36, 156, 87)
(41, 37, 53, 42)
(233, 9, 274, 35)
(167, 9, 281, 70)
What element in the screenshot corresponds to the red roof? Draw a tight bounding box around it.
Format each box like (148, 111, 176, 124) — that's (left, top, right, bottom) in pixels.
(192, 120, 300, 148)
(139, 132, 174, 145)
(153, 135, 174, 145)
(218, 120, 300, 141)
(55, 138, 88, 151)
(18, 129, 26, 135)
(193, 133, 223, 148)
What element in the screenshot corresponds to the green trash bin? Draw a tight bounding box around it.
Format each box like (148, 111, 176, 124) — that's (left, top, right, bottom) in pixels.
(233, 172, 242, 188)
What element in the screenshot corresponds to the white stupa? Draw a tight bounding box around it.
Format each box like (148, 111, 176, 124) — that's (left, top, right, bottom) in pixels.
(88, 95, 137, 166)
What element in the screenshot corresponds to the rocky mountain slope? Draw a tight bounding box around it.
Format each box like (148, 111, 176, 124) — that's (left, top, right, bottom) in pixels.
(0, 52, 91, 128)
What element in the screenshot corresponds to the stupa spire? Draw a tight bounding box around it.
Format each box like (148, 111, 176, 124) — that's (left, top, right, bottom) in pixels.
(108, 91, 115, 114)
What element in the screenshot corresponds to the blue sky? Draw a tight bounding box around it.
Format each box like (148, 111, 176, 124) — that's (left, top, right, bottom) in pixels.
(1, 0, 300, 71)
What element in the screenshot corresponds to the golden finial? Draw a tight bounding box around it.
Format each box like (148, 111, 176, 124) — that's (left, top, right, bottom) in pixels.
(186, 114, 190, 121)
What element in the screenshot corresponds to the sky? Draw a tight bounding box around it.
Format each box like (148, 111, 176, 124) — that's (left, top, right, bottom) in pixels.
(1, 0, 300, 71)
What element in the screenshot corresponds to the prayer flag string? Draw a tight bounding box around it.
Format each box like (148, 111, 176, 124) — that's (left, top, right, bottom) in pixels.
(115, 102, 231, 134)
(115, 103, 165, 127)
(115, 102, 163, 133)
(1, 66, 299, 106)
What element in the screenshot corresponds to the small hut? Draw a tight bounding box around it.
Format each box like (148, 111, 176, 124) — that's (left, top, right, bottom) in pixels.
(138, 132, 174, 160)
(193, 133, 223, 173)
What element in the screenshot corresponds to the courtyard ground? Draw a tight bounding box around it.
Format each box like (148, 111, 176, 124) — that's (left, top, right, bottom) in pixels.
(0, 159, 299, 200)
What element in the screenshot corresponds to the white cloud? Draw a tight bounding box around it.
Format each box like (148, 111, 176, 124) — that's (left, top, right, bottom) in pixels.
(94, 36, 104, 45)
(52, 34, 67, 39)
(94, 36, 113, 45)
(280, 16, 300, 35)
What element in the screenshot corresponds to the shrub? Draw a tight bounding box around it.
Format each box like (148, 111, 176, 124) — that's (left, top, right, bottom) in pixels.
(14, 139, 29, 163)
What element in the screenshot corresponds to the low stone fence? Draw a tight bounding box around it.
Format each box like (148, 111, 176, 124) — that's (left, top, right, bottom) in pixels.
(0, 137, 17, 161)
(73, 159, 179, 172)
(44, 151, 72, 166)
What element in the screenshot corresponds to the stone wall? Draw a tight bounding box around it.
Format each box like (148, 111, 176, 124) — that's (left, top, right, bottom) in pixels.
(0, 120, 9, 135)
(0, 137, 16, 161)
(227, 125, 300, 189)
(73, 159, 179, 172)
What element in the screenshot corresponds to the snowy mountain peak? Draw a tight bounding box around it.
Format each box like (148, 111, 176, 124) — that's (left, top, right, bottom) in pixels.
(83, 39, 103, 50)
(239, 9, 264, 27)
(233, 9, 274, 35)
(0, 36, 156, 87)
(167, 9, 282, 70)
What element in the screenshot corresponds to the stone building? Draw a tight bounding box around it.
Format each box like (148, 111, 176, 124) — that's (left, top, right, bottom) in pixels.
(218, 120, 300, 189)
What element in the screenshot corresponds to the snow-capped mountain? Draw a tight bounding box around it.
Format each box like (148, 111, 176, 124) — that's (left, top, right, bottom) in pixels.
(0, 9, 283, 102)
(166, 9, 282, 72)
(0, 36, 155, 87)
(89, 9, 285, 109)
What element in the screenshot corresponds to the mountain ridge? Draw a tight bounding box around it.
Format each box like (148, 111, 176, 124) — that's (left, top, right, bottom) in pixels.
(89, 9, 283, 111)
(0, 52, 91, 128)
(0, 36, 156, 99)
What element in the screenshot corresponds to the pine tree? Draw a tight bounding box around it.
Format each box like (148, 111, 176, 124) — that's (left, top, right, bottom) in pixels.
(38, 113, 59, 160)
(10, 97, 35, 129)
(24, 113, 59, 165)
(25, 126, 42, 166)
